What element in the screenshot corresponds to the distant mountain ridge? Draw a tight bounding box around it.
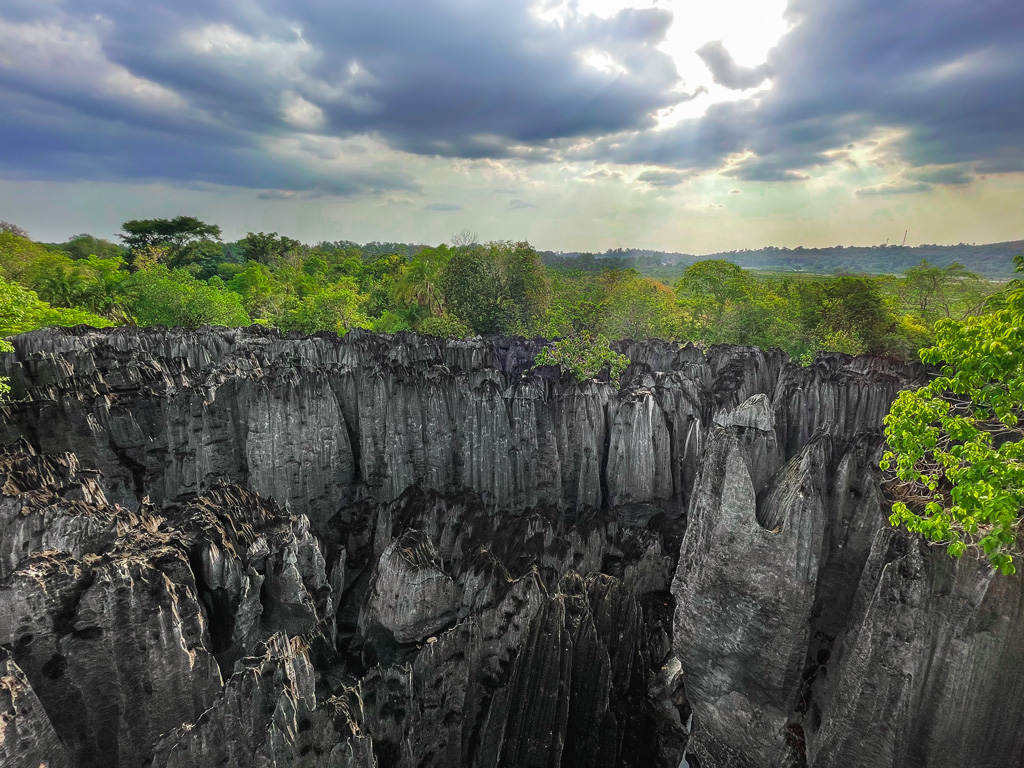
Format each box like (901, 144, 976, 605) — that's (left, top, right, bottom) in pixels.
(541, 239, 1024, 278)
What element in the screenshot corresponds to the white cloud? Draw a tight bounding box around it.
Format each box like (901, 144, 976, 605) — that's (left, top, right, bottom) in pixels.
(281, 91, 325, 130)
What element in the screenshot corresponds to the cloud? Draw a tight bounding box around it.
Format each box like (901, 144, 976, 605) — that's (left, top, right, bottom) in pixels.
(637, 169, 692, 187)
(854, 179, 932, 196)
(509, 199, 536, 209)
(0, 0, 1021, 203)
(855, 163, 976, 196)
(0, 0, 692, 191)
(729, 188, 742, 194)
(584, 169, 617, 179)
(424, 203, 462, 211)
(905, 165, 974, 185)
(581, 0, 1024, 186)
(696, 41, 772, 91)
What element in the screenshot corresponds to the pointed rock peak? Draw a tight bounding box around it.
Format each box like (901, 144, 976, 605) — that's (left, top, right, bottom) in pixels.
(714, 393, 775, 432)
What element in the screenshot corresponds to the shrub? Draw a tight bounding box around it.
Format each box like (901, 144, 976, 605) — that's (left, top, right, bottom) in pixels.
(532, 331, 630, 386)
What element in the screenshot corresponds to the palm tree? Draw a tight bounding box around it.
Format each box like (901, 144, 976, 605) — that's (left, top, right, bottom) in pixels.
(37, 264, 86, 308)
(395, 248, 449, 316)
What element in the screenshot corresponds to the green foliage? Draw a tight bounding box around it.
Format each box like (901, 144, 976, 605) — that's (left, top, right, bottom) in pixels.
(881, 255, 1024, 574)
(237, 232, 302, 267)
(542, 269, 605, 338)
(418, 313, 471, 338)
(898, 260, 992, 325)
(227, 263, 279, 319)
(811, 276, 897, 355)
(532, 331, 630, 387)
(0, 275, 112, 336)
(0, 337, 10, 400)
(440, 241, 550, 335)
(0, 227, 1002, 376)
(274, 279, 368, 336)
(394, 246, 450, 316)
(0, 231, 56, 282)
(370, 310, 412, 334)
(120, 265, 249, 328)
(119, 216, 222, 268)
(52, 234, 125, 262)
(599, 270, 681, 340)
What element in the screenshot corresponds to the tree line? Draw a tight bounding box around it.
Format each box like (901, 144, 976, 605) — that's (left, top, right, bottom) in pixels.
(0, 217, 1001, 363)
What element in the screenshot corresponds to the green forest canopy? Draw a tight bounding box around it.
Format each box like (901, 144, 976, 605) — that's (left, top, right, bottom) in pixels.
(0, 218, 1006, 365)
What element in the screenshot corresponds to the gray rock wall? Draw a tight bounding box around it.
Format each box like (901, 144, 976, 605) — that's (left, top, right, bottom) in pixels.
(0, 326, 1018, 768)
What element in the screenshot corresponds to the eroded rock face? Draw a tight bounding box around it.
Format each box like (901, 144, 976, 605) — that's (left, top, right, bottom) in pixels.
(0, 326, 1018, 768)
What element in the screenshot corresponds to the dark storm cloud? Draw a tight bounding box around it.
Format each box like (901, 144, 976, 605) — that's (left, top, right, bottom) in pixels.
(0, 0, 685, 189)
(695, 41, 771, 91)
(1, 0, 1021, 195)
(0, 88, 415, 196)
(592, 0, 1024, 186)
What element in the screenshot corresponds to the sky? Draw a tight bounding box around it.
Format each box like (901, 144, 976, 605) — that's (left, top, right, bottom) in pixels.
(0, 0, 1022, 252)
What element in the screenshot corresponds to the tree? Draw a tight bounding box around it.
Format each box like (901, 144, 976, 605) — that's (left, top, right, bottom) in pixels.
(599, 270, 680, 340)
(440, 241, 550, 335)
(394, 246, 450, 316)
(120, 265, 249, 328)
(900, 260, 990, 324)
(451, 229, 479, 248)
(542, 269, 606, 338)
(276, 279, 368, 336)
(237, 232, 302, 267)
(418, 313, 471, 338)
(0, 230, 55, 282)
(0, 221, 28, 238)
(804, 276, 896, 355)
(881, 255, 1024, 574)
(55, 234, 125, 261)
(227, 263, 278, 319)
(119, 217, 222, 267)
(0, 275, 112, 337)
(676, 260, 749, 343)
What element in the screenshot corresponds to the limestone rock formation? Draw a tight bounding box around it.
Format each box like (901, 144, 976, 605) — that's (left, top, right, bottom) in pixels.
(0, 326, 1017, 768)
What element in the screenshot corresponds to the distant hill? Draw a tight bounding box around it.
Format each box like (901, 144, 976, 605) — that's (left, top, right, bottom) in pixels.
(541, 240, 1024, 279)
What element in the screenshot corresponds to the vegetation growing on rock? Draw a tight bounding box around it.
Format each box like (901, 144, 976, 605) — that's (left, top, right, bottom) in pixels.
(882, 255, 1024, 573)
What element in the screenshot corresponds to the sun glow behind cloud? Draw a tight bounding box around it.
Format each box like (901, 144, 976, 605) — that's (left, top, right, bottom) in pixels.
(534, 0, 791, 126)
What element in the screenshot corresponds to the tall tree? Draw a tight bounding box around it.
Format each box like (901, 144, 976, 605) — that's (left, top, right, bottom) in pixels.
(440, 241, 550, 335)
(118, 216, 222, 268)
(238, 232, 302, 266)
(55, 234, 125, 261)
(900, 259, 990, 323)
(676, 260, 749, 342)
(395, 246, 450, 316)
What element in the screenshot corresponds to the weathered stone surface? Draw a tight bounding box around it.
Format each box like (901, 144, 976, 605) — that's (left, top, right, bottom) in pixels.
(810, 529, 1024, 768)
(151, 634, 375, 768)
(358, 530, 457, 645)
(0, 326, 1018, 768)
(0, 546, 224, 768)
(0, 648, 70, 768)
